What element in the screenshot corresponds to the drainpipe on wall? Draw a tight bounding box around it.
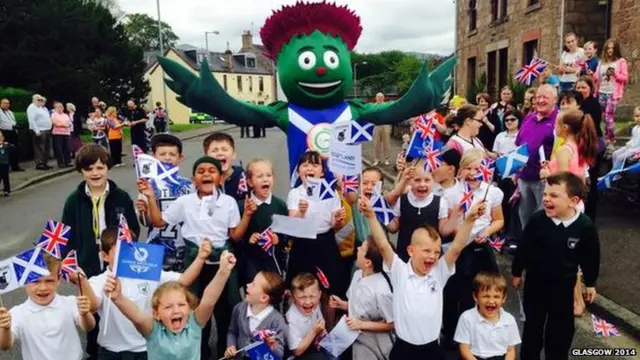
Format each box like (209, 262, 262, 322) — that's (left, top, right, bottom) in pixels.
(453, 0, 457, 95)
(559, 0, 566, 59)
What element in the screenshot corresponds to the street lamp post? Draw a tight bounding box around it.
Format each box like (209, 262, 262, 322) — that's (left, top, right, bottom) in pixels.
(205, 30, 220, 54)
(156, 0, 168, 113)
(353, 61, 368, 99)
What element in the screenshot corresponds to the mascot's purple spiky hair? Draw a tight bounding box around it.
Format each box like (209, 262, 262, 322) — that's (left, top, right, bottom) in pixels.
(259, 1, 363, 60)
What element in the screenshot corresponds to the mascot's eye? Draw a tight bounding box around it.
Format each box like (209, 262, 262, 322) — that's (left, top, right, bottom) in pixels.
(298, 51, 316, 70)
(323, 50, 339, 69)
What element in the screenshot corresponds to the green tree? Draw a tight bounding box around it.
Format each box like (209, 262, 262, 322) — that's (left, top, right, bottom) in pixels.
(353, 51, 435, 96)
(123, 13, 179, 51)
(0, 0, 150, 110)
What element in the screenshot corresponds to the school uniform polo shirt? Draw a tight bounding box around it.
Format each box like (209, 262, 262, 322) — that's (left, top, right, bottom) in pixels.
(346, 270, 393, 323)
(247, 305, 274, 332)
(89, 269, 180, 352)
(285, 305, 324, 350)
(9, 295, 83, 360)
(446, 181, 504, 240)
(454, 307, 521, 358)
(384, 254, 454, 345)
(391, 191, 448, 219)
(287, 185, 341, 233)
(162, 192, 240, 248)
(146, 312, 201, 360)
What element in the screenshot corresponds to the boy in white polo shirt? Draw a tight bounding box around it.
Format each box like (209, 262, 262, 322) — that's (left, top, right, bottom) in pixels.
(359, 195, 483, 360)
(89, 227, 210, 359)
(0, 253, 96, 360)
(139, 155, 248, 359)
(454, 272, 521, 360)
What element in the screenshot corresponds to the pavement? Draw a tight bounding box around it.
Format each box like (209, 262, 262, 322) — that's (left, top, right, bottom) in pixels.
(0, 126, 637, 359)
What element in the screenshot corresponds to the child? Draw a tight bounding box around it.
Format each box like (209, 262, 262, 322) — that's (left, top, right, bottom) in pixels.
(225, 271, 288, 359)
(106, 106, 127, 167)
(88, 227, 211, 359)
(558, 32, 585, 92)
(387, 159, 457, 262)
(0, 130, 15, 196)
(359, 191, 482, 359)
(103, 251, 237, 360)
(454, 272, 521, 360)
(87, 108, 108, 148)
(611, 106, 640, 170)
(0, 253, 96, 360)
(139, 156, 245, 359)
(239, 158, 288, 282)
(287, 151, 346, 296)
(432, 148, 462, 197)
(286, 273, 328, 359)
(512, 172, 600, 360)
(153, 101, 168, 133)
(582, 41, 599, 76)
(328, 238, 394, 360)
(203, 132, 249, 201)
(136, 134, 192, 272)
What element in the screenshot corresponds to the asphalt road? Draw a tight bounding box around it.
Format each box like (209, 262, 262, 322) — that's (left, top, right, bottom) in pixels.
(0, 128, 637, 359)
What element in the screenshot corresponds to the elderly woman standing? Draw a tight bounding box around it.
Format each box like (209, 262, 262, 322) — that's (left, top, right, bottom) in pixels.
(51, 101, 72, 168)
(67, 103, 83, 158)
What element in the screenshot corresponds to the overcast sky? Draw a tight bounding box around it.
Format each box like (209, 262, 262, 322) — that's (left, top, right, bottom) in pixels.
(117, 0, 455, 55)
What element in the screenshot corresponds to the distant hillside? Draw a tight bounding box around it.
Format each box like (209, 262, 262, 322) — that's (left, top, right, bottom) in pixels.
(405, 51, 445, 60)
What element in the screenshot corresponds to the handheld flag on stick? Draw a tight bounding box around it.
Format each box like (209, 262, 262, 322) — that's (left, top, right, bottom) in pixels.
(488, 235, 505, 252)
(592, 314, 619, 336)
(423, 146, 442, 173)
(496, 144, 529, 179)
(514, 57, 549, 86)
(35, 220, 71, 259)
(60, 250, 79, 282)
(372, 196, 394, 226)
(12, 247, 50, 286)
(319, 179, 337, 201)
(316, 267, 330, 290)
(460, 183, 474, 214)
(349, 120, 374, 144)
(238, 172, 248, 194)
(252, 329, 277, 342)
(342, 175, 359, 195)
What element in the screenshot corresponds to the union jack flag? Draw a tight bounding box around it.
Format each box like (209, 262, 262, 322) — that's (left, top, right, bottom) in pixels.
(489, 235, 505, 252)
(475, 158, 496, 183)
(415, 114, 438, 141)
(252, 329, 277, 342)
(237, 171, 248, 194)
(118, 214, 133, 243)
(36, 220, 71, 259)
(460, 183, 474, 213)
(423, 146, 442, 173)
(60, 250, 79, 282)
(514, 57, 549, 86)
(258, 228, 276, 255)
(316, 267, 330, 290)
(342, 175, 359, 195)
(592, 315, 619, 336)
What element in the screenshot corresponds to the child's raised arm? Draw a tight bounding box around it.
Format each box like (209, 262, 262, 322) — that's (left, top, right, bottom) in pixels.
(0, 308, 13, 350)
(230, 195, 256, 242)
(443, 201, 484, 270)
(178, 239, 211, 286)
(359, 196, 395, 269)
(194, 251, 236, 327)
(105, 275, 154, 337)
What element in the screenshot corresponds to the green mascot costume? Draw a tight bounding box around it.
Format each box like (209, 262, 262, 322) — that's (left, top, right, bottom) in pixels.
(159, 1, 454, 180)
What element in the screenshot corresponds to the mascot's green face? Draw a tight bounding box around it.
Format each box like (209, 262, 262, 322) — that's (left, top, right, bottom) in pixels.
(277, 30, 353, 108)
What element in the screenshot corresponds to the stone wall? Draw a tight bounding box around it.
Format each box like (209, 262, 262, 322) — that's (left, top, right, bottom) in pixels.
(611, 0, 640, 109)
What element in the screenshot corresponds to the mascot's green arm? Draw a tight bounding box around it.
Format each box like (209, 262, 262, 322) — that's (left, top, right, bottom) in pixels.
(350, 56, 455, 125)
(158, 57, 289, 131)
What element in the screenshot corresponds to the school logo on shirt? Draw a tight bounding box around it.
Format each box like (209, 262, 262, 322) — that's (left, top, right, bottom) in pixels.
(567, 237, 580, 249)
(138, 282, 150, 296)
(0, 265, 11, 290)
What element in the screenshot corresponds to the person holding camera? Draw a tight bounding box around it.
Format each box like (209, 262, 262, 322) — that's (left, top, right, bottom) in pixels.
(594, 38, 628, 144)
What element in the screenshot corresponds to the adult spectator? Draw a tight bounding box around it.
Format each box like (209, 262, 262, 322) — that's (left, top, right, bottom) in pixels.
(488, 86, 514, 130)
(475, 92, 501, 150)
(445, 104, 488, 156)
(558, 32, 585, 93)
(88, 96, 100, 119)
(594, 38, 628, 144)
(119, 100, 148, 152)
(51, 101, 72, 168)
(538, 67, 560, 95)
(0, 98, 24, 171)
(519, 87, 538, 117)
(27, 94, 53, 170)
(372, 92, 391, 166)
(67, 103, 83, 157)
(515, 85, 558, 228)
(153, 101, 168, 133)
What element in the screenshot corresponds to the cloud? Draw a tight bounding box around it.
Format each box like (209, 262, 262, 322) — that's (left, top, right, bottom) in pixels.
(117, 0, 455, 54)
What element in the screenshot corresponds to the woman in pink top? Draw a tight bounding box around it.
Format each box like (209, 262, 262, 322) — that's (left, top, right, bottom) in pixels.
(50, 101, 72, 168)
(594, 38, 629, 143)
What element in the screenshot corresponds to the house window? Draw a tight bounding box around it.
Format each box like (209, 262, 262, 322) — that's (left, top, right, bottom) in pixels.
(247, 57, 256, 68)
(468, 0, 477, 32)
(487, 51, 497, 96)
(528, 0, 539, 5)
(523, 40, 538, 65)
(467, 57, 477, 94)
(498, 47, 509, 90)
(237, 75, 243, 91)
(223, 75, 228, 91)
(500, 0, 508, 19)
(490, 0, 499, 22)
(249, 76, 253, 92)
(259, 77, 264, 92)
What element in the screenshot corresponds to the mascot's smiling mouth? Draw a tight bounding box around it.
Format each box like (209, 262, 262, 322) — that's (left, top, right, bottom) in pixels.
(297, 80, 342, 95)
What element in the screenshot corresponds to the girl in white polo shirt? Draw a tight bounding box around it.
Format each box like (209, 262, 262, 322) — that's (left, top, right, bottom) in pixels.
(359, 193, 483, 360)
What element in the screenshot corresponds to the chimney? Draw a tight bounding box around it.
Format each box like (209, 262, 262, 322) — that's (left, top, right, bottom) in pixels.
(241, 30, 253, 51)
(224, 41, 234, 71)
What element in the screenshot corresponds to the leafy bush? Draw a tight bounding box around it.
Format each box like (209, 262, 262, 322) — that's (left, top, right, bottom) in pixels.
(0, 87, 32, 110)
(466, 72, 487, 104)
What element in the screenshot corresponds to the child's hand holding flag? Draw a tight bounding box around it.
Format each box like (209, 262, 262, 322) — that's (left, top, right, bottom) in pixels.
(197, 238, 212, 260)
(76, 295, 91, 316)
(103, 275, 122, 301)
(0, 308, 10, 330)
(244, 195, 257, 217)
(136, 178, 154, 199)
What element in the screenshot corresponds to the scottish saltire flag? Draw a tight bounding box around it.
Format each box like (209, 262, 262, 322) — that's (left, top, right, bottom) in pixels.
(423, 146, 442, 173)
(489, 235, 505, 252)
(342, 175, 359, 195)
(238, 172, 248, 193)
(349, 120, 374, 144)
(253, 329, 277, 342)
(12, 247, 50, 286)
(156, 161, 181, 186)
(246, 341, 281, 360)
(496, 144, 529, 179)
(460, 183, 474, 213)
(113, 241, 164, 282)
(514, 57, 549, 86)
(258, 228, 276, 256)
(60, 250, 79, 282)
(35, 220, 71, 259)
(592, 315, 619, 336)
(320, 179, 337, 201)
(597, 161, 640, 191)
(316, 267, 330, 289)
(372, 196, 394, 225)
(475, 158, 495, 183)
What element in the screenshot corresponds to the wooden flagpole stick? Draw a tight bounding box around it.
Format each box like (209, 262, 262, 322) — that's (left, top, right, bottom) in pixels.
(482, 182, 491, 202)
(216, 341, 264, 360)
(77, 273, 84, 296)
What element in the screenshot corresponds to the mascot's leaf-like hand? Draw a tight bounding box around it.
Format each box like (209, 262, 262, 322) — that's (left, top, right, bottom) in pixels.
(158, 57, 282, 128)
(353, 56, 456, 125)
